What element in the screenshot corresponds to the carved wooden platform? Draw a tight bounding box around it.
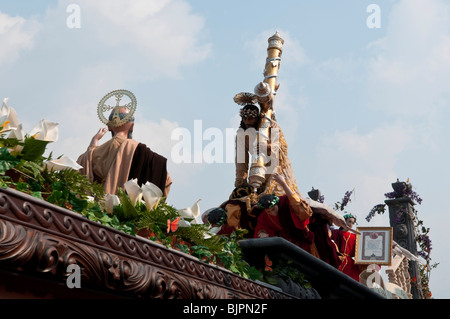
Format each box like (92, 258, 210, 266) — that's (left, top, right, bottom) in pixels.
(0, 187, 291, 299)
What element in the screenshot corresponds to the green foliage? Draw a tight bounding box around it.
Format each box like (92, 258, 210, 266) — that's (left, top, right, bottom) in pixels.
(134, 198, 178, 230)
(112, 188, 141, 221)
(263, 259, 312, 289)
(0, 147, 20, 174)
(20, 137, 50, 162)
(0, 136, 22, 150)
(134, 201, 257, 278)
(42, 168, 105, 200)
(81, 203, 136, 235)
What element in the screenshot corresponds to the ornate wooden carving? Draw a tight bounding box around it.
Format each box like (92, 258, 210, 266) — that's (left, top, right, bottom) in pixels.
(0, 187, 290, 299)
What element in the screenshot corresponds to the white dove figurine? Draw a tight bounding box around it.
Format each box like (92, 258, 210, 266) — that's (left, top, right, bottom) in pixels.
(178, 199, 202, 224)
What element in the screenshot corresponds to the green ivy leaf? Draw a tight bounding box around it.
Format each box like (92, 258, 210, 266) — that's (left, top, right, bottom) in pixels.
(47, 189, 63, 204)
(264, 274, 279, 285)
(68, 193, 88, 212)
(20, 137, 49, 162)
(247, 266, 264, 281)
(30, 191, 44, 200)
(175, 243, 190, 254)
(16, 181, 29, 192)
(0, 147, 20, 174)
(0, 177, 10, 189)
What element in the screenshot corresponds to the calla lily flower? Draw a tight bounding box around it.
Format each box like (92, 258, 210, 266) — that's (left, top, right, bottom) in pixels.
(44, 155, 83, 171)
(202, 226, 222, 239)
(124, 178, 143, 206)
(7, 123, 24, 141)
(141, 181, 163, 211)
(0, 98, 20, 134)
(6, 124, 25, 154)
(28, 119, 59, 142)
(177, 218, 192, 228)
(178, 199, 202, 224)
(104, 194, 120, 214)
(208, 226, 222, 235)
(122, 179, 163, 211)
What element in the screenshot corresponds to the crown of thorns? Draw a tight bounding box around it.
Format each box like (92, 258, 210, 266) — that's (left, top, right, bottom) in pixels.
(233, 92, 258, 106)
(207, 208, 227, 226)
(240, 108, 259, 119)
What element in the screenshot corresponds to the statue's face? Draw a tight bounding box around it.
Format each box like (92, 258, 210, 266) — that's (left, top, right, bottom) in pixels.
(264, 205, 279, 216)
(346, 217, 356, 229)
(243, 114, 258, 127)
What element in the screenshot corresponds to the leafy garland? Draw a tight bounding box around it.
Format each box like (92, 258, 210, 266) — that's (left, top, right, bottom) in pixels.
(365, 180, 438, 299)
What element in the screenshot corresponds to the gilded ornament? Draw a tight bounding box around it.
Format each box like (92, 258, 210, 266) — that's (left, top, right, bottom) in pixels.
(97, 89, 137, 127)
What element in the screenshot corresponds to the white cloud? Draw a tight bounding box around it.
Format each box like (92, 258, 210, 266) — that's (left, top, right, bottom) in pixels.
(311, 54, 365, 84)
(133, 117, 179, 159)
(318, 124, 413, 173)
(134, 116, 210, 189)
(367, 0, 450, 117)
(2, 0, 212, 171)
(74, 0, 211, 79)
(313, 124, 414, 218)
(0, 11, 41, 64)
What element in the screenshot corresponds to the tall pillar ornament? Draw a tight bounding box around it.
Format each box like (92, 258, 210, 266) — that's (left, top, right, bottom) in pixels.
(385, 180, 423, 299)
(248, 32, 284, 193)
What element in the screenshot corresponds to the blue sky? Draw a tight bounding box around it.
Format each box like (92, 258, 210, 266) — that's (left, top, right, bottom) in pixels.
(1, 0, 449, 298)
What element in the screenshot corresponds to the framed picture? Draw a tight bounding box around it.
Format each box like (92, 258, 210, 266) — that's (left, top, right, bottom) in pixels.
(355, 227, 393, 266)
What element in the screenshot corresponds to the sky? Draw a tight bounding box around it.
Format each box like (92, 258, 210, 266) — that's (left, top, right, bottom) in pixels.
(0, 0, 449, 298)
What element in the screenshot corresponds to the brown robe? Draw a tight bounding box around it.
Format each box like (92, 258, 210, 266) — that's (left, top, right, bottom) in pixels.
(77, 135, 171, 196)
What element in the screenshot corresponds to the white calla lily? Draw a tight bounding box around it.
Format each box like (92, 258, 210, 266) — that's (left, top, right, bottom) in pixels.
(0, 98, 20, 133)
(124, 178, 143, 206)
(141, 181, 163, 211)
(178, 199, 202, 224)
(104, 194, 120, 214)
(177, 218, 191, 228)
(7, 123, 24, 141)
(6, 124, 25, 154)
(209, 226, 222, 235)
(44, 155, 83, 171)
(203, 226, 222, 239)
(28, 119, 59, 142)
